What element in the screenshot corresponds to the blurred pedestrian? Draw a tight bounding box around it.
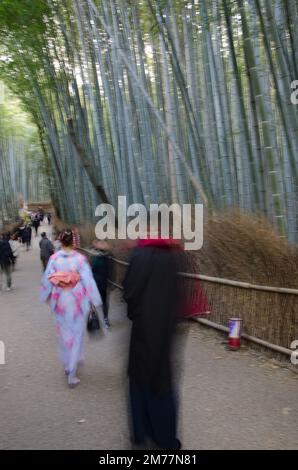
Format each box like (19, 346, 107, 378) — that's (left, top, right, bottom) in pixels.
(53, 233, 62, 252)
(47, 213, 52, 225)
(8, 232, 19, 270)
(23, 224, 32, 250)
(0, 234, 14, 291)
(123, 236, 183, 450)
(18, 224, 25, 244)
(37, 207, 44, 222)
(32, 214, 40, 236)
(91, 240, 111, 328)
(40, 229, 102, 387)
(39, 232, 54, 271)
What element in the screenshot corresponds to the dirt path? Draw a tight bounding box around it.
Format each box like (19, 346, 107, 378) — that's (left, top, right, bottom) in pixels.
(0, 224, 297, 449)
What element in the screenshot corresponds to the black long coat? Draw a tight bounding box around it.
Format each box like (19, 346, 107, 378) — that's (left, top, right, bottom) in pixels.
(0, 239, 13, 267)
(123, 243, 182, 393)
(22, 226, 32, 243)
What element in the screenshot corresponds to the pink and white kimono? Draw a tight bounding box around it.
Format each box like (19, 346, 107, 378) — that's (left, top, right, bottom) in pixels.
(40, 249, 102, 375)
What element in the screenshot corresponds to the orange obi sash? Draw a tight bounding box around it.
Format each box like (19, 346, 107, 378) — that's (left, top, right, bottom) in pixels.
(48, 271, 80, 289)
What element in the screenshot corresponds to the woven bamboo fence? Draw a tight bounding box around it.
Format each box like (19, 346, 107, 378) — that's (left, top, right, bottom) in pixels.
(108, 257, 297, 352)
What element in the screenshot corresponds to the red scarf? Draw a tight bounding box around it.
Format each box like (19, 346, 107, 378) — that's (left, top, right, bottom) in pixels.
(138, 237, 183, 250)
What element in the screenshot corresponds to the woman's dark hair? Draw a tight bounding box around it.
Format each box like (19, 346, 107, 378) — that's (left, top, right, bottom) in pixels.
(59, 229, 73, 247)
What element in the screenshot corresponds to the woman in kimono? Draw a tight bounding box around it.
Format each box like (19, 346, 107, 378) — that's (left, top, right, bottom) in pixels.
(40, 229, 102, 387)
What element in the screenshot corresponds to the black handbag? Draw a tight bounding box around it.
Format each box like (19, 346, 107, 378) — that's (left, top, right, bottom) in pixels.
(87, 306, 100, 333)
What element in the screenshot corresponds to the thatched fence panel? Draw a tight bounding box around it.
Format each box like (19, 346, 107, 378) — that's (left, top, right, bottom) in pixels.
(108, 257, 297, 351)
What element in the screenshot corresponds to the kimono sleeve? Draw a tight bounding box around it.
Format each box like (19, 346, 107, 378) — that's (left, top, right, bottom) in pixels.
(40, 255, 56, 303)
(80, 258, 102, 308)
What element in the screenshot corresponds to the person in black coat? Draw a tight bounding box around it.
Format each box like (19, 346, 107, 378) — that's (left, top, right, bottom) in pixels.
(39, 232, 54, 271)
(90, 240, 111, 328)
(123, 237, 184, 450)
(22, 224, 32, 250)
(0, 234, 14, 291)
(32, 215, 40, 236)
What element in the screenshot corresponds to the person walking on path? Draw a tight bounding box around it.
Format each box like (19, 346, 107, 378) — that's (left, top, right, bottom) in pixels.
(38, 208, 44, 222)
(47, 213, 52, 225)
(32, 214, 40, 237)
(22, 224, 32, 250)
(8, 233, 19, 270)
(0, 234, 14, 291)
(91, 240, 111, 328)
(39, 232, 54, 271)
(53, 236, 62, 252)
(40, 229, 102, 387)
(123, 236, 184, 450)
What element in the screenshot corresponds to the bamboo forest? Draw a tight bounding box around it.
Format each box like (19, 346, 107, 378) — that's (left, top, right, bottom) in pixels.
(0, 0, 297, 240)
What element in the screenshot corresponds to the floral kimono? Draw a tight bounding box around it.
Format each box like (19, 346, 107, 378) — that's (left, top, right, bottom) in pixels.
(40, 249, 102, 375)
